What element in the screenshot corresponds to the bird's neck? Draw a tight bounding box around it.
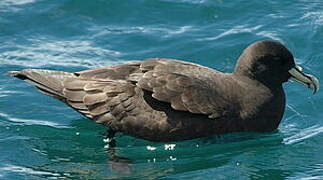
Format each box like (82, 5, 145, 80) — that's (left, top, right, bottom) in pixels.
(231, 74, 286, 131)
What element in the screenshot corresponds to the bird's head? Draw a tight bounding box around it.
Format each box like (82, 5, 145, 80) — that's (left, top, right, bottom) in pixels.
(234, 40, 319, 94)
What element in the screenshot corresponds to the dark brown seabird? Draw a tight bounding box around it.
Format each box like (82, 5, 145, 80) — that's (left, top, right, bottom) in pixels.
(7, 40, 319, 142)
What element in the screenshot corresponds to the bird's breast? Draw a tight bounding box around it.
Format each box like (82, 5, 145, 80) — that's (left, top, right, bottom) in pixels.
(239, 87, 285, 132)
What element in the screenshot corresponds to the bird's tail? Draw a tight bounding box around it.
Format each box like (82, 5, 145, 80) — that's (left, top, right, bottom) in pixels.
(7, 69, 75, 100)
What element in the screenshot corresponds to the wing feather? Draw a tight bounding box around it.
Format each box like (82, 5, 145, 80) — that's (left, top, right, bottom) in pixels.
(137, 58, 227, 118)
(8, 58, 230, 141)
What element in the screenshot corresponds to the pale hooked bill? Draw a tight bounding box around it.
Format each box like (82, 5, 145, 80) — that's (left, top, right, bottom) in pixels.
(288, 65, 319, 94)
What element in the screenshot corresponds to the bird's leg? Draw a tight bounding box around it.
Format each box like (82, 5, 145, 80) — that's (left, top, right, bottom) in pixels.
(105, 129, 133, 173)
(105, 129, 118, 160)
(106, 128, 116, 148)
(105, 129, 133, 174)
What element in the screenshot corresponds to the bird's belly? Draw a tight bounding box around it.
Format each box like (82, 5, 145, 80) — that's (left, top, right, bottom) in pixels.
(125, 114, 243, 142)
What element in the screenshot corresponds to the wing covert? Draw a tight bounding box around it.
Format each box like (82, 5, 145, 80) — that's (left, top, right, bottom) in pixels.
(137, 58, 228, 118)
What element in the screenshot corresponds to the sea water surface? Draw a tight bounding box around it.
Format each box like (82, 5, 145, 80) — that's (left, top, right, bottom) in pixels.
(1, 0, 323, 179)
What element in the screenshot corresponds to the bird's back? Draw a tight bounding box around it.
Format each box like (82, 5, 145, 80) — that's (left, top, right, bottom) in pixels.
(8, 58, 283, 141)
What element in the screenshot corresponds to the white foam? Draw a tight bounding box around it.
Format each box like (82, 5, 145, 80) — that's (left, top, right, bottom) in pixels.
(164, 144, 176, 150)
(146, 145, 157, 151)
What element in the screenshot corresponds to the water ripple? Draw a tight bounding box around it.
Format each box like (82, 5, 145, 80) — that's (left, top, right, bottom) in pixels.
(90, 25, 194, 38)
(283, 125, 323, 145)
(0, 112, 68, 128)
(256, 31, 281, 41)
(300, 176, 323, 180)
(301, 12, 323, 27)
(0, 0, 36, 12)
(0, 39, 122, 68)
(159, 0, 209, 5)
(0, 164, 61, 178)
(198, 25, 263, 41)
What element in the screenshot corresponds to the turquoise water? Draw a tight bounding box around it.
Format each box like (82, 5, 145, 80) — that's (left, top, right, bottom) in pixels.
(1, 0, 323, 179)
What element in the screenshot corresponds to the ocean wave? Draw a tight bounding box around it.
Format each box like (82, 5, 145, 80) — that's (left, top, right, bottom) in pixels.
(0, 164, 61, 177)
(90, 25, 194, 39)
(0, 112, 68, 128)
(197, 25, 263, 41)
(283, 125, 323, 145)
(301, 12, 323, 28)
(0, 39, 122, 68)
(256, 31, 281, 41)
(0, 87, 21, 98)
(286, 103, 308, 119)
(299, 175, 323, 180)
(159, 0, 209, 5)
(0, 0, 36, 6)
(0, 0, 36, 12)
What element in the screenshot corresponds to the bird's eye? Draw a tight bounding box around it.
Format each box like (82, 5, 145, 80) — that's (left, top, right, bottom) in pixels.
(273, 56, 286, 66)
